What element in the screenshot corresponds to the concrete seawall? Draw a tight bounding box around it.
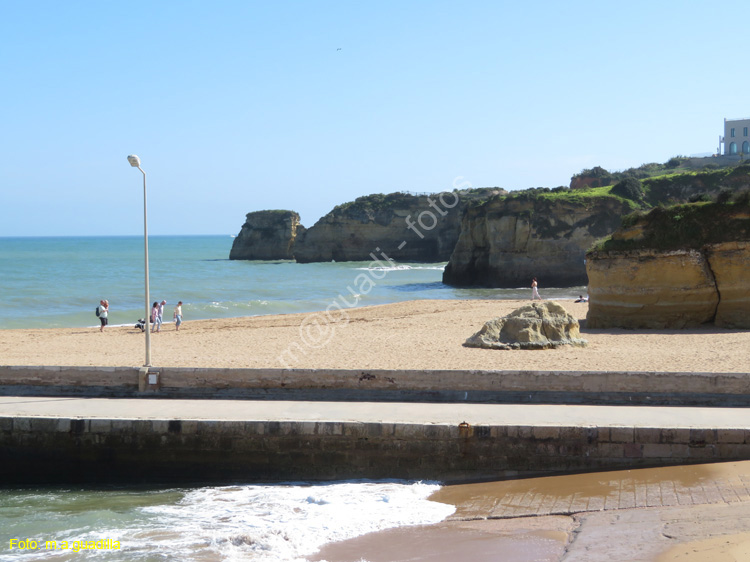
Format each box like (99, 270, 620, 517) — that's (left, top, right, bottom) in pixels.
(2, 365, 750, 406)
(3, 400, 750, 485)
(2, 366, 750, 485)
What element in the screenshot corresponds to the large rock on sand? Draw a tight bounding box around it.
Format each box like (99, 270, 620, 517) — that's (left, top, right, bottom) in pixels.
(464, 301, 587, 350)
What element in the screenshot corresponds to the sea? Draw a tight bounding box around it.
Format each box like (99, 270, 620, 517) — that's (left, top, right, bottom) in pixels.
(0, 235, 586, 561)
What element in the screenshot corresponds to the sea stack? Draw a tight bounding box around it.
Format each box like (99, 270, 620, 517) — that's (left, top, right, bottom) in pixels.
(229, 210, 305, 261)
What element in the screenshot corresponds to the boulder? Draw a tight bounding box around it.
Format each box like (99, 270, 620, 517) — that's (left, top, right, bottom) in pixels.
(464, 301, 587, 350)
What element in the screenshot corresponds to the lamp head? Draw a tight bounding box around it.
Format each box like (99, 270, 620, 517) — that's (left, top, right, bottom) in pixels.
(127, 154, 141, 167)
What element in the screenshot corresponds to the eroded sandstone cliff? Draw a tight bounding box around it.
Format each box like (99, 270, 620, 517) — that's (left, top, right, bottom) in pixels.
(586, 203, 750, 329)
(294, 190, 504, 263)
(229, 210, 304, 260)
(442, 192, 632, 288)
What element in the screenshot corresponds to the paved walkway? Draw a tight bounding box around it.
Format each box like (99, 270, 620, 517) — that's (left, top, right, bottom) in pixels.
(3, 396, 750, 428)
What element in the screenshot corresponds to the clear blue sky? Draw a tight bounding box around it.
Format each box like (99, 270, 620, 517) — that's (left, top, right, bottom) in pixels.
(2, 0, 748, 236)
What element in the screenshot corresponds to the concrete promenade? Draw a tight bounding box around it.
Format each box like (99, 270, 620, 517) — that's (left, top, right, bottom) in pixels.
(2, 366, 750, 486)
(3, 394, 750, 429)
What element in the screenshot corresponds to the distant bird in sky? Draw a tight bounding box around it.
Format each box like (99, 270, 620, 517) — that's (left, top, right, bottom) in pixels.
(337, 47, 342, 51)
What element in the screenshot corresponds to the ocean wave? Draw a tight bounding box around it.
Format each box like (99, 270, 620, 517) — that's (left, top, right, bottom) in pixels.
(354, 265, 411, 271)
(0, 481, 452, 562)
(137, 480, 454, 561)
(353, 264, 446, 272)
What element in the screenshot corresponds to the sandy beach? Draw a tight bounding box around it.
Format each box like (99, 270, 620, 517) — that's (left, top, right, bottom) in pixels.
(3, 298, 750, 561)
(2, 299, 748, 373)
(313, 460, 750, 562)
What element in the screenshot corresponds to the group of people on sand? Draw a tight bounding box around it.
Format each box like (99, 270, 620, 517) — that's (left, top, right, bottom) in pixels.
(150, 300, 183, 332)
(96, 299, 183, 332)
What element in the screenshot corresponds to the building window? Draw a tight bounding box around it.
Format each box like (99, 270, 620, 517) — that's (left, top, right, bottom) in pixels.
(745, 127, 748, 136)
(730, 142, 738, 154)
(743, 141, 750, 154)
(731, 128, 736, 137)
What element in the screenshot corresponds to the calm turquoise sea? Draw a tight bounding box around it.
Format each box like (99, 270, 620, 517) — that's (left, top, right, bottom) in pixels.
(0, 235, 584, 330)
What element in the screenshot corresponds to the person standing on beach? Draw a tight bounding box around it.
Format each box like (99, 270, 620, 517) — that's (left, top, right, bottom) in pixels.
(98, 299, 109, 332)
(173, 301, 183, 331)
(150, 302, 159, 333)
(531, 278, 542, 300)
(152, 300, 166, 332)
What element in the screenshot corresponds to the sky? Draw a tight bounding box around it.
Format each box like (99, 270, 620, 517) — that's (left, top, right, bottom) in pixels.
(1, 0, 749, 236)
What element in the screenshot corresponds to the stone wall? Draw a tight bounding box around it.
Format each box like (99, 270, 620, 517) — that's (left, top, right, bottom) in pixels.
(4, 366, 750, 406)
(2, 415, 748, 485)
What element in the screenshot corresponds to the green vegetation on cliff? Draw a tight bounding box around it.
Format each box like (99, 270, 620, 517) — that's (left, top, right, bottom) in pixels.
(330, 188, 503, 218)
(480, 184, 643, 214)
(571, 157, 691, 188)
(571, 158, 750, 203)
(641, 164, 750, 206)
(315, 164, 750, 228)
(591, 196, 750, 253)
(331, 192, 412, 216)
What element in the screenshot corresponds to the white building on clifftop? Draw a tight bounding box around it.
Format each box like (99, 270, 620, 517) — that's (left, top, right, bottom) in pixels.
(722, 117, 750, 155)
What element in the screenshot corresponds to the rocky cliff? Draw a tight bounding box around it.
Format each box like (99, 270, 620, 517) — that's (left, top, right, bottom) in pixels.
(442, 191, 633, 288)
(293, 190, 504, 263)
(586, 202, 750, 329)
(229, 210, 304, 260)
(445, 166, 750, 289)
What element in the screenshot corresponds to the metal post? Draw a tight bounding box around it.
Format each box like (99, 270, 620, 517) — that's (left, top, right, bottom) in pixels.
(128, 155, 152, 367)
(140, 166, 152, 367)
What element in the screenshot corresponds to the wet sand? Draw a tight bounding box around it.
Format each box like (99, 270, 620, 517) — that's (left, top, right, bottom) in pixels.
(314, 461, 750, 562)
(311, 518, 572, 562)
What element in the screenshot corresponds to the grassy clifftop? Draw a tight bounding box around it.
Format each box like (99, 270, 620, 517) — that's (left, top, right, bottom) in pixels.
(641, 164, 750, 206)
(570, 155, 745, 188)
(591, 196, 750, 253)
(329, 188, 504, 218)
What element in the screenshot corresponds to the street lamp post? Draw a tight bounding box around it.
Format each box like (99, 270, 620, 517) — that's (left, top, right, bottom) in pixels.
(127, 154, 152, 367)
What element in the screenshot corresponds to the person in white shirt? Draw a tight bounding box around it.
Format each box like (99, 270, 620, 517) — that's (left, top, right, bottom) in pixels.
(152, 300, 166, 332)
(174, 301, 183, 331)
(531, 278, 542, 300)
(98, 299, 109, 332)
